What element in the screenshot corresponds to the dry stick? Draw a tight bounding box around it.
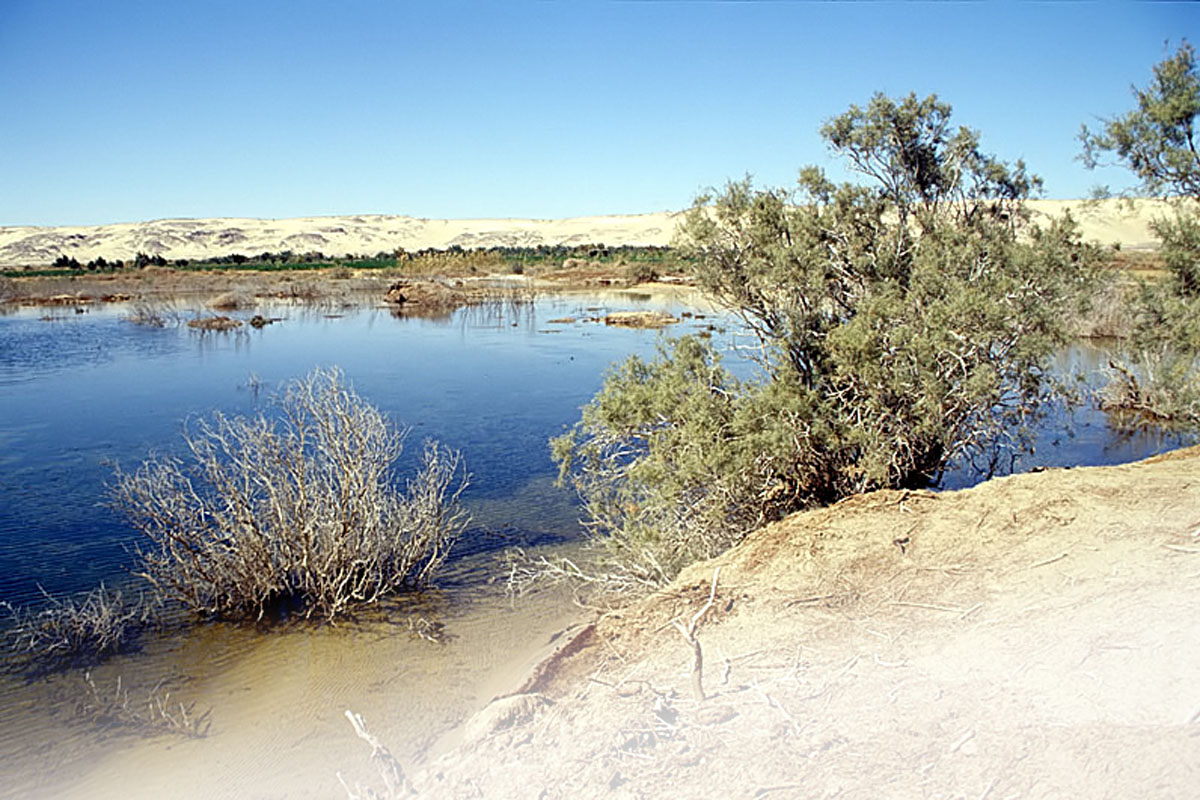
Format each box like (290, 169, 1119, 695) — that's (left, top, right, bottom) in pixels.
(873, 652, 906, 668)
(890, 601, 967, 613)
(784, 593, 840, 607)
(342, 709, 410, 798)
(1163, 544, 1200, 554)
(753, 682, 800, 733)
(950, 729, 976, 753)
(959, 602, 984, 620)
(753, 784, 804, 798)
(671, 567, 720, 702)
(1027, 551, 1068, 569)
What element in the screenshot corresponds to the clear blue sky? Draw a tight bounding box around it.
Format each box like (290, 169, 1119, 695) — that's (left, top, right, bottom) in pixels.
(1, 1, 1196, 226)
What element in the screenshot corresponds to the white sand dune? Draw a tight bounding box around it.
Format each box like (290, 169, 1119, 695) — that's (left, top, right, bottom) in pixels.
(0, 212, 683, 267)
(0, 199, 1175, 268)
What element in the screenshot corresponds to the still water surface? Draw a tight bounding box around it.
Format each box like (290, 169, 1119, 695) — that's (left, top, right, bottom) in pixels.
(0, 291, 1193, 797)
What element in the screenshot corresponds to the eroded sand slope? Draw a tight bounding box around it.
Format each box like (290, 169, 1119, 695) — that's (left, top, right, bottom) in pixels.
(417, 446, 1200, 799)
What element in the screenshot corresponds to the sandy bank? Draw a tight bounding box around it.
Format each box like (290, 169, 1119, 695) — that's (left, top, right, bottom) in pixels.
(415, 446, 1200, 798)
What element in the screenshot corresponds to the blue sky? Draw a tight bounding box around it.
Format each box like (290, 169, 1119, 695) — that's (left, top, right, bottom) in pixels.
(1, 1, 1196, 226)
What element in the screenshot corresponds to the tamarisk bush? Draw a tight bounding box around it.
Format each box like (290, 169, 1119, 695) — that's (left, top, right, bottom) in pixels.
(1082, 43, 1200, 427)
(111, 367, 469, 621)
(555, 93, 1100, 583)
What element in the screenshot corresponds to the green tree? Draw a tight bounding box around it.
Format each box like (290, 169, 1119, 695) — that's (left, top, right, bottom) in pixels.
(1081, 43, 1200, 426)
(554, 92, 1100, 584)
(1079, 42, 1200, 199)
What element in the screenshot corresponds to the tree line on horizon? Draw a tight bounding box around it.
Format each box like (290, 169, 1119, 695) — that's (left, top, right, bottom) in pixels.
(19, 242, 681, 278)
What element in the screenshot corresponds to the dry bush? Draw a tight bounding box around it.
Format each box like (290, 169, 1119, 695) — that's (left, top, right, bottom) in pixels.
(186, 315, 243, 331)
(77, 671, 211, 739)
(1075, 275, 1138, 339)
(1100, 351, 1200, 426)
(208, 290, 255, 310)
(111, 367, 469, 621)
(1, 584, 153, 668)
(124, 299, 185, 327)
(275, 279, 327, 301)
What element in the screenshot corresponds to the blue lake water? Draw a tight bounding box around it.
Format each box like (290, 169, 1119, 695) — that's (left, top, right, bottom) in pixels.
(0, 294, 1194, 608)
(0, 292, 718, 607)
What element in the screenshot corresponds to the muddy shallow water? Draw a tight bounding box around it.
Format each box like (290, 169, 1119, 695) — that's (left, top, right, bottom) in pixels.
(0, 289, 1192, 798)
(1, 560, 583, 798)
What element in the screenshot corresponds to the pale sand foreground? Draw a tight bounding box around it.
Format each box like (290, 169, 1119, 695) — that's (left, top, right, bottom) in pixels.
(416, 446, 1200, 799)
(0, 198, 1177, 268)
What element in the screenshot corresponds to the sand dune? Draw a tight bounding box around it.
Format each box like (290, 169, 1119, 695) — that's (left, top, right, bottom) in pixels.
(0, 212, 682, 268)
(0, 199, 1175, 268)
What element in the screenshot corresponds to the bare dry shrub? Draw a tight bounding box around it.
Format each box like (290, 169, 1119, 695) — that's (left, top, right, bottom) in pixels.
(124, 299, 185, 327)
(186, 315, 243, 331)
(1100, 351, 1200, 425)
(503, 546, 658, 602)
(77, 671, 211, 738)
(208, 290, 255, 310)
(2, 584, 153, 667)
(111, 368, 469, 621)
(276, 279, 326, 301)
(1076, 275, 1138, 339)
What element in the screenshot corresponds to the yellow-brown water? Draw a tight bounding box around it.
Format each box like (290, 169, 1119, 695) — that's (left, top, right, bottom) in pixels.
(1, 552, 582, 799)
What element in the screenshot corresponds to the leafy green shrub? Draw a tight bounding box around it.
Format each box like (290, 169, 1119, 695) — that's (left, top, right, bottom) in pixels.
(554, 93, 1100, 584)
(1082, 43, 1200, 428)
(111, 368, 469, 621)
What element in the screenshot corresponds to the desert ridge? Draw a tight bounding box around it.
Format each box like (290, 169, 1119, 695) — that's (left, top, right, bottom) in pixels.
(0, 198, 1174, 268)
(0, 212, 683, 268)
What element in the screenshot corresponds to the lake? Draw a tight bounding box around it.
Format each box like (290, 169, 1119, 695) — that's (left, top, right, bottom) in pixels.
(0, 289, 1192, 798)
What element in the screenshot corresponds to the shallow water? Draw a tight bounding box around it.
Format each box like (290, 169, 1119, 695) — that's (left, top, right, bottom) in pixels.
(0, 292, 719, 605)
(0, 291, 1193, 798)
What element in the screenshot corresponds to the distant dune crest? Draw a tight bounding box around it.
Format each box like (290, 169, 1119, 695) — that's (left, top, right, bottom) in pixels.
(0, 200, 1169, 267)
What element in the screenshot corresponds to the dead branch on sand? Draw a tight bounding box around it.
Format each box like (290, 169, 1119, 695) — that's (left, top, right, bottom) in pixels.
(670, 567, 720, 702)
(339, 709, 412, 799)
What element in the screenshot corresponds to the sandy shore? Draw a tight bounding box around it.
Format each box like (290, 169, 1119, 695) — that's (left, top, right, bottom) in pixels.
(410, 446, 1200, 798)
(0, 198, 1178, 268)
